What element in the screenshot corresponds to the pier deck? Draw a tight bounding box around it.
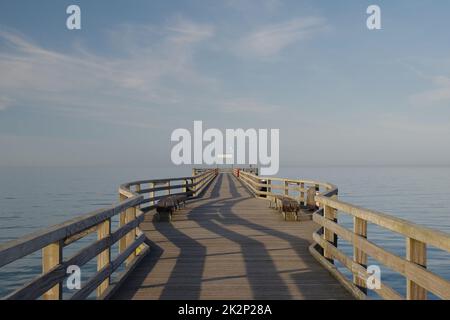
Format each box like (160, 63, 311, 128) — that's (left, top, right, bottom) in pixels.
(112, 173, 352, 300)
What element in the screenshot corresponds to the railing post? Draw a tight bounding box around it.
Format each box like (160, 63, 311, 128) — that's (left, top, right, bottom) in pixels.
(97, 218, 111, 297)
(406, 238, 427, 300)
(166, 181, 171, 195)
(125, 205, 137, 265)
(182, 179, 187, 194)
(190, 178, 195, 197)
(119, 194, 127, 254)
(150, 182, 155, 206)
(133, 183, 141, 258)
(353, 217, 368, 294)
(306, 187, 316, 210)
(192, 170, 197, 197)
(284, 181, 289, 196)
(135, 183, 141, 231)
(300, 182, 305, 206)
(42, 241, 63, 300)
(323, 196, 337, 264)
(315, 184, 320, 208)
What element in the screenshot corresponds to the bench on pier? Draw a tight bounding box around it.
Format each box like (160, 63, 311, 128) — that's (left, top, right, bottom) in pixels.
(156, 195, 188, 222)
(269, 195, 300, 221)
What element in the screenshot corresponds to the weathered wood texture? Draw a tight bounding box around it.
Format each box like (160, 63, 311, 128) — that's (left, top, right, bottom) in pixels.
(312, 203, 450, 300)
(112, 173, 352, 300)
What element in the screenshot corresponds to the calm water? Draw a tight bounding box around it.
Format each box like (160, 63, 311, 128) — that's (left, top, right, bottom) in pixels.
(0, 166, 449, 299)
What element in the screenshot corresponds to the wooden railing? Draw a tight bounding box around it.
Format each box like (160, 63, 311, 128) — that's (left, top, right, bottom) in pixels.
(233, 168, 333, 208)
(0, 169, 217, 300)
(121, 168, 218, 213)
(233, 168, 450, 300)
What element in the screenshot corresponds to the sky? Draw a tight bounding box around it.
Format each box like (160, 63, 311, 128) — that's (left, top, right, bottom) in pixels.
(0, 0, 450, 168)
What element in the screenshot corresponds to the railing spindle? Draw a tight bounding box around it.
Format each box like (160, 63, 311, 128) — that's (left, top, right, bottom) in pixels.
(125, 205, 137, 265)
(97, 218, 111, 297)
(353, 217, 368, 293)
(306, 187, 316, 210)
(119, 194, 127, 254)
(300, 182, 305, 206)
(182, 179, 187, 194)
(42, 241, 63, 300)
(150, 182, 155, 205)
(323, 196, 338, 263)
(406, 238, 427, 300)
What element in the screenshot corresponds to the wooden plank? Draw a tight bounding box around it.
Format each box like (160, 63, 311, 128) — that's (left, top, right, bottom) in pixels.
(316, 195, 450, 253)
(5, 215, 144, 300)
(309, 244, 366, 300)
(139, 183, 194, 194)
(64, 225, 98, 246)
(119, 194, 128, 255)
(42, 241, 62, 300)
(353, 217, 367, 293)
(120, 171, 219, 194)
(313, 232, 403, 300)
(306, 187, 316, 210)
(71, 234, 146, 300)
(97, 219, 111, 297)
(182, 180, 187, 193)
(313, 213, 450, 299)
(323, 197, 337, 262)
(406, 238, 427, 300)
(98, 244, 150, 300)
(125, 206, 137, 265)
(149, 182, 155, 205)
(238, 172, 337, 193)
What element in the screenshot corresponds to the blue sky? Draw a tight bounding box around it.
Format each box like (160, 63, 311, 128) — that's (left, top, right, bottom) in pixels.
(0, 0, 450, 167)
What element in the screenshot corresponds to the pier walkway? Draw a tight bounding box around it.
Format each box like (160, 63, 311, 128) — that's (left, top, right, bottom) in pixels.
(112, 172, 352, 299)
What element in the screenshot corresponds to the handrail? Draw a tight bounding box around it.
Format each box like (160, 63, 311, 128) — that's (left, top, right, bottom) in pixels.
(0, 168, 218, 300)
(233, 168, 450, 300)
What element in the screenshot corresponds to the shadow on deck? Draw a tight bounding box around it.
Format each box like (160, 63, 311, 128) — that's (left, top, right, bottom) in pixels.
(112, 173, 352, 300)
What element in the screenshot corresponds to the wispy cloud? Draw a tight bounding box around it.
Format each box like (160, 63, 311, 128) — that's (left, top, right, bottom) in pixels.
(0, 19, 217, 126)
(166, 17, 215, 45)
(234, 17, 327, 58)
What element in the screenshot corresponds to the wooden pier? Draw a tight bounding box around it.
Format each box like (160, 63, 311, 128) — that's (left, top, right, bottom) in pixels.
(0, 168, 449, 300)
(112, 172, 351, 299)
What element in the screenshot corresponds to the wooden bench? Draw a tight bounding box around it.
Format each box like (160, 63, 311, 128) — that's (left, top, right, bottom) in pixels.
(269, 195, 300, 221)
(269, 195, 282, 209)
(280, 197, 300, 221)
(156, 195, 188, 222)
